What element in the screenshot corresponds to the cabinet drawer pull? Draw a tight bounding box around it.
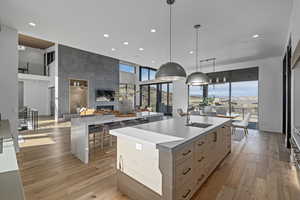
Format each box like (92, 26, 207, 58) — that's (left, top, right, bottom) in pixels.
(182, 168, 191, 175)
(197, 141, 205, 146)
(182, 150, 191, 156)
(198, 156, 205, 162)
(197, 174, 205, 183)
(182, 189, 191, 198)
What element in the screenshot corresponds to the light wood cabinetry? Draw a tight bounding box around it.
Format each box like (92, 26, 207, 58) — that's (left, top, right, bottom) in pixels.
(161, 123, 232, 200)
(116, 119, 232, 200)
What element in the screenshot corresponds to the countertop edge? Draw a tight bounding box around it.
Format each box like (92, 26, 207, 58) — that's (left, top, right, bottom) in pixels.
(156, 119, 231, 152)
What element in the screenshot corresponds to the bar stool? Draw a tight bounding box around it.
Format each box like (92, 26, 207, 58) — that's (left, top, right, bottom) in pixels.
(89, 125, 103, 151)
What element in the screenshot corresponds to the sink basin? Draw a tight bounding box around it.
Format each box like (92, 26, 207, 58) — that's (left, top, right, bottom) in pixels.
(186, 122, 213, 128)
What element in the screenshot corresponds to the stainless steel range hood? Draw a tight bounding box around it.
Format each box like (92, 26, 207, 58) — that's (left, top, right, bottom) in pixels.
(292, 40, 300, 69)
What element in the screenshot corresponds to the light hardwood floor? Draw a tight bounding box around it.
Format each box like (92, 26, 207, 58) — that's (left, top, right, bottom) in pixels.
(17, 117, 300, 200)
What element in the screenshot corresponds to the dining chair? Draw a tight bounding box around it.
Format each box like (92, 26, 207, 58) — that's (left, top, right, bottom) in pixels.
(232, 113, 251, 137)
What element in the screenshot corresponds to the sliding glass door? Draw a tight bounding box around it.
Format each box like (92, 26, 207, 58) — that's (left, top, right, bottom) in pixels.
(188, 67, 259, 129)
(189, 86, 203, 107)
(140, 82, 173, 115)
(208, 83, 230, 114)
(231, 81, 258, 124)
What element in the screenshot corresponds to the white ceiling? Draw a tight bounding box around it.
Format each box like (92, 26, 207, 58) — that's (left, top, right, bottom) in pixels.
(0, 0, 292, 70)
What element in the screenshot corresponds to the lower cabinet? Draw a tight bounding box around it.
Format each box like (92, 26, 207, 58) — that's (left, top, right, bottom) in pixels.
(172, 123, 231, 200)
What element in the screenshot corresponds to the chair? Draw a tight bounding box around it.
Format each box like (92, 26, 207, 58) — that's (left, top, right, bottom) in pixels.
(88, 124, 105, 150)
(177, 109, 186, 117)
(232, 113, 251, 136)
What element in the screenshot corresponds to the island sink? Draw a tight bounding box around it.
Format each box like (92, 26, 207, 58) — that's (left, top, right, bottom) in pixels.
(186, 122, 213, 128)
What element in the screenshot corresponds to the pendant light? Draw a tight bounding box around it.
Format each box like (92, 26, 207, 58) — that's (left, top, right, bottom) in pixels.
(155, 0, 186, 81)
(186, 25, 209, 85)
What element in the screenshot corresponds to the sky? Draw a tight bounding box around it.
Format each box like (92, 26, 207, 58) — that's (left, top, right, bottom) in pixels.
(190, 81, 258, 97)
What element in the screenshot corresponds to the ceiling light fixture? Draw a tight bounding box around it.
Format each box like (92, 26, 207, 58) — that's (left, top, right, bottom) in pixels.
(111, 48, 116, 51)
(189, 51, 194, 54)
(152, 60, 155, 63)
(123, 41, 129, 45)
(104, 34, 110, 38)
(252, 34, 259, 38)
(150, 29, 156, 33)
(28, 22, 36, 27)
(139, 48, 144, 51)
(186, 25, 209, 86)
(155, 0, 186, 81)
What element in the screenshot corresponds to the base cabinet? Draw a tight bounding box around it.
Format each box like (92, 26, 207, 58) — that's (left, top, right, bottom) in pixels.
(160, 123, 232, 200)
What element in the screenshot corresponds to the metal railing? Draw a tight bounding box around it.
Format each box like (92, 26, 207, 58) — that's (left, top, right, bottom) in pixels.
(231, 107, 258, 122)
(19, 107, 39, 131)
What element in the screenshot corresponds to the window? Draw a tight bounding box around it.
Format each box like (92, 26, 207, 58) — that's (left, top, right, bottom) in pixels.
(140, 82, 173, 115)
(119, 84, 136, 106)
(141, 68, 149, 81)
(139, 67, 157, 81)
(149, 85, 157, 111)
(231, 81, 258, 123)
(189, 86, 203, 107)
(119, 63, 135, 73)
(208, 83, 230, 113)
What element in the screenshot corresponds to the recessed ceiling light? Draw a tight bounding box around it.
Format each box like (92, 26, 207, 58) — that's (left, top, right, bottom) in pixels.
(252, 34, 259, 38)
(111, 48, 116, 51)
(189, 51, 194, 54)
(152, 60, 155, 63)
(123, 41, 129, 45)
(104, 34, 110, 38)
(150, 29, 156, 33)
(28, 22, 36, 27)
(139, 48, 144, 51)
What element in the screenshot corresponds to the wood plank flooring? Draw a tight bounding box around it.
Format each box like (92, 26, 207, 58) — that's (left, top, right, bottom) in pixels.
(17, 117, 300, 200)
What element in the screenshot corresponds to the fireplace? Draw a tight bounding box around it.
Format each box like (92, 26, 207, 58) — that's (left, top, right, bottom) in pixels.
(96, 105, 114, 111)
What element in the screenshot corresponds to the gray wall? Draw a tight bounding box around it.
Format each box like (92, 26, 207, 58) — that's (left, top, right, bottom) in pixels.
(58, 45, 119, 116)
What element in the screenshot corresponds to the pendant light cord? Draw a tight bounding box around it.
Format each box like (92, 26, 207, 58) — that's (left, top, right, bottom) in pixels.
(169, 4, 172, 62)
(196, 28, 199, 72)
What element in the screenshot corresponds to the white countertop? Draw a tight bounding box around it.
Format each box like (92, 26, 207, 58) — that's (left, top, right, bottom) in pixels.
(71, 112, 164, 126)
(0, 140, 19, 173)
(110, 116, 231, 151)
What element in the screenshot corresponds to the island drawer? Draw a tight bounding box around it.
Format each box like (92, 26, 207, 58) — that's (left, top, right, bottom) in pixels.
(175, 180, 194, 200)
(194, 136, 207, 153)
(175, 143, 194, 164)
(175, 157, 194, 185)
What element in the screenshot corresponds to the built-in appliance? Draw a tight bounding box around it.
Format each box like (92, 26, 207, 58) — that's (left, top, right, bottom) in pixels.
(95, 90, 115, 102)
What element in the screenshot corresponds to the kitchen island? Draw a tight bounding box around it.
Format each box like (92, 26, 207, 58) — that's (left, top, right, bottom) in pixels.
(71, 112, 164, 163)
(110, 115, 231, 200)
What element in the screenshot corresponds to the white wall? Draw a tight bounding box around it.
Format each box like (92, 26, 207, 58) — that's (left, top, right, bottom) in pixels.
(0, 25, 19, 150)
(18, 46, 45, 76)
(289, 0, 300, 53)
(172, 80, 188, 117)
(176, 56, 283, 133)
(287, 0, 300, 134)
(18, 74, 51, 116)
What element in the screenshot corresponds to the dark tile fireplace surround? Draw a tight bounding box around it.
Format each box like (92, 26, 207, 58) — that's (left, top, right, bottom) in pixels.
(96, 105, 114, 111)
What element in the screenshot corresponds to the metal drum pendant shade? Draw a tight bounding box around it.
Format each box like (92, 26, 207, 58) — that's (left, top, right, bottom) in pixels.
(155, 0, 187, 81)
(156, 62, 187, 81)
(186, 71, 209, 85)
(186, 25, 209, 86)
